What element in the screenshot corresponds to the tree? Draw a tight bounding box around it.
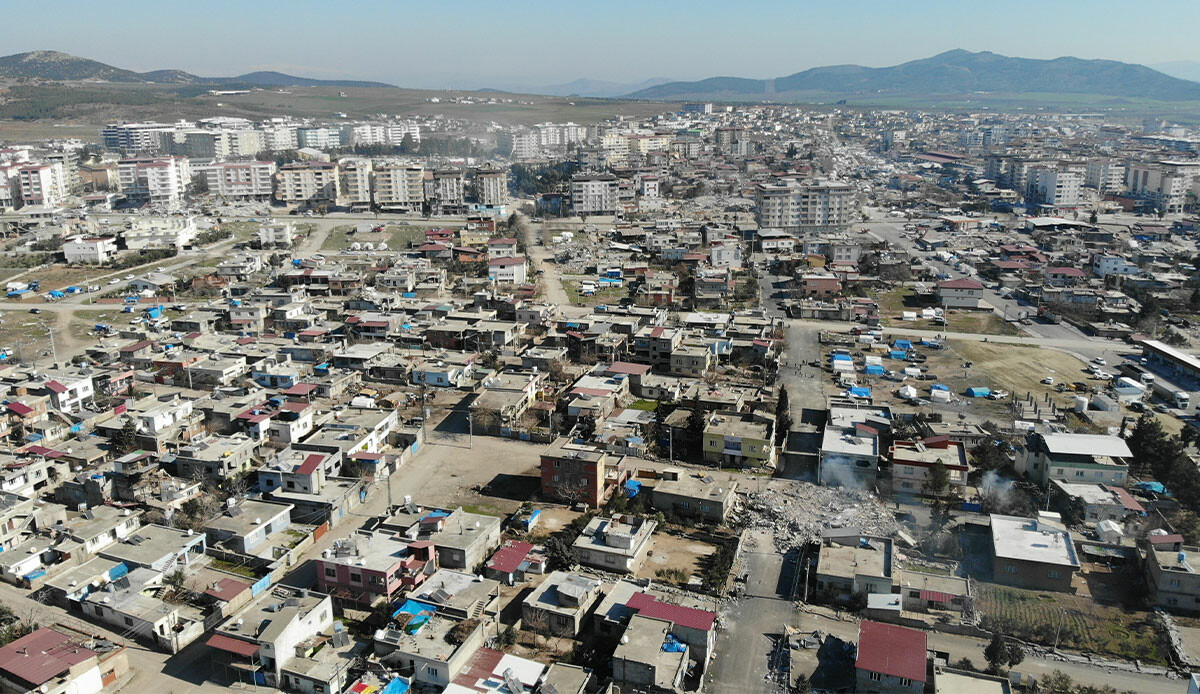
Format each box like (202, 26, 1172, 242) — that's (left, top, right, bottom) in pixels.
(923, 462, 951, 498)
(792, 673, 811, 694)
(113, 418, 139, 455)
(984, 632, 1008, 674)
(576, 414, 596, 440)
(1038, 671, 1075, 694)
(686, 395, 707, 459)
(774, 386, 792, 447)
(1191, 288, 1200, 312)
(1088, 210, 1098, 225)
(544, 536, 575, 571)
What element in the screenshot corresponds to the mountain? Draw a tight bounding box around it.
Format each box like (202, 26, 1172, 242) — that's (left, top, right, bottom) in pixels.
(533, 77, 674, 98)
(628, 50, 1200, 102)
(0, 50, 394, 88)
(1153, 61, 1200, 83)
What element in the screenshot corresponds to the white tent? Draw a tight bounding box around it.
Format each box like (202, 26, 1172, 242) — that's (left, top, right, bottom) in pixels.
(901, 311, 918, 321)
(930, 389, 951, 403)
(897, 385, 918, 400)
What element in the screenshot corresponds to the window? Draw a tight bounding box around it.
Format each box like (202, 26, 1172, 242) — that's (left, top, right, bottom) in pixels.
(324, 567, 336, 578)
(1169, 578, 1181, 587)
(868, 672, 882, 681)
(1048, 570, 1060, 579)
(900, 678, 912, 687)
(1004, 564, 1017, 574)
(124, 617, 133, 626)
(286, 481, 295, 489)
(350, 572, 362, 583)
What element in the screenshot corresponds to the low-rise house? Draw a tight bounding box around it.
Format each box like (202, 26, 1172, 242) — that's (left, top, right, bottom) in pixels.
(173, 434, 257, 482)
(815, 534, 894, 600)
(484, 540, 545, 585)
(1051, 481, 1145, 526)
(411, 569, 500, 620)
(889, 437, 969, 498)
(573, 515, 656, 573)
(98, 523, 206, 572)
(1143, 534, 1200, 613)
(0, 627, 128, 694)
(990, 514, 1080, 592)
(651, 472, 739, 522)
(204, 499, 293, 557)
(855, 620, 928, 694)
(1016, 432, 1131, 487)
(540, 437, 630, 508)
(81, 566, 204, 653)
(522, 571, 602, 637)
(382, 505, 503, 570)
(936, 277, 985, 308)
(316, 531, 435, 609)
(372, 610, 486, 688)
(701, 410, 775, 468)
(207, 588, 334, 689)
(611, 614, 688, 694)
(819, 404, 891, 488)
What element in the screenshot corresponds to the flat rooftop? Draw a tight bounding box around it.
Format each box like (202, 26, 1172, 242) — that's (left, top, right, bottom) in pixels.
(990, 514, 1080, 568)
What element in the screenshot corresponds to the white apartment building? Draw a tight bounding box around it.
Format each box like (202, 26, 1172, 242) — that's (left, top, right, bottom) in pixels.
(296, 127, 343, 150)
(570, 173, 620, 215)
(1093, 254, 1139, 277)
(195, 160, 276, 200)
(474, 168, 507, 207)
(339, 158, 373, 208)
(0, 163, 19, 209)
(276, 161, 340, 204)
(100, 122, 174, 153)
(430, 169, 466, 214)
(122, 217, 199, 250)
(374, 163, 425, 211)
(1029, 168, 1082, 207)
(385, 121, 421, 145)
(260, 123, 299, 151)
(1127, 161, 1200, 213)
(754, 179, 855, 231)
(63, 236, 119, 264)
(1085, 160, 1125, 194)
(17, 162, 66, 207)
(258, 222, 296, 247)
(118, 156, 191, 206)
(507, 131, 540, 160)
(342, 122, 387, 147)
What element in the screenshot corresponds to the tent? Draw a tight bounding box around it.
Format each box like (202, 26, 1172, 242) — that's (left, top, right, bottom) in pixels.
(889, 350, 908, 360)
(901, 311, 917, 321)
(833, 360, 855, 373)
(966, 387, 991, 398)
(903, 367, 923, 377)
(831, 353, 852, 362)
(930, 389, 951, 403)
(865, 365, 885, 375)
(848, 387, 872, 399)
(897, 385, 918, 399)
(893, 339, 914, 350)
(930, 384, 949, 391)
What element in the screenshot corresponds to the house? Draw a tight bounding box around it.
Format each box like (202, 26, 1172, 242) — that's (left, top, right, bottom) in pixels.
(484, 540, 545, 585)
(701, 411, 775, 468)
(540, 437, 630, 508)
(855, 620, 927, 694)
(1015, 432, 1131, 487)
(889, 437, 969, 499)
(410, 569, 500, 620)
(1050, 481, 1144, 526)
(488, 256, 528, 284)
(625, 591, 717, 671)
(611, 615, 688, 694)
(521, 571, 602, 637)
(316, 531, 435, 609)
(486, 237, 519, 259)
(127, 272, 177, 294)
(651, 472, 739, 522)
(815, 535, 895, 600)
(801, 272, 842, 297)
(204, 499, 293, 557)
(63, 236, 118, 264)
(573, 514, 656, 573)
(936, 277, 985, 308)
(990, 514, 1080, 592)
(819, 404, 891, 488)
(208, 588, 334, 689)
(381, 505, 503, 570)
(80, 566, 204, 653)
(1143, 534, 1200, 613)
(98, 523, 206, 572)
(0, 627, 127, 694)
(372, 610, 486, 688)
(174, 434, 257, 482)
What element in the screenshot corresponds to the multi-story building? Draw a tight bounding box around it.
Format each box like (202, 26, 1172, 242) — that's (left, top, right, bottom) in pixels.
(430, 169, 466, 215)
(122, 217, 199, 250)
(100, 121, 173, 153)
(194, 160, 276, 200)
(374, 163, 425, 212)
(755, 179, 854, 231)
(473, 167, 507, 207)
(315, 531, 435, 609)
(63, 236, 119, 264)
(385, 120, 421, 145)
(540, 437, 630, 508)
(260, 122, 299, 151)
(276, 161, 340, 205)
(1028, 168, 1082, 208)
(1085, 159, 1125, 193)
(1126, 161, 1200, 213)
(701, 411, 775, 468)
(889, 438, 969, 498)
(17, 162, 66, 207)
(339, 158, 373, 210)
(990, 514, 1079, 592)
(570, 173, 620, 215)
(296, 126, 343, 150)
(1015, 432, 1131, 488)
(1143, 534, 1200, 613)
(118, 156, 191, 206)
(258, 222, 296, 247)
(44, 150, 81, 195)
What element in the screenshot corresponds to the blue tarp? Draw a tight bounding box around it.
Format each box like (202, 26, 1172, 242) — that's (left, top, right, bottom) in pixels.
(663, 634, 687, 653)
(108, 562, 129, 580)
(380, 678, 411, 694)
(625, 479, 642, 498)
(1135, 481, 1166, 494)
(893, 339, 914, 350)
(831, 353, 852, 361)
(889, 351, 907, 359)
(865, 365, 885, 375)
(930, 384, 949, 391)
(23, 569, 46, 581)
(391, 599, 436, 632)
(848, 387, 871, 398)
(966, 387, 991, 398)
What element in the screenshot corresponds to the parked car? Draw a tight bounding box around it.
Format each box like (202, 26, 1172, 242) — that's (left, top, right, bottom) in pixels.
(1041, 377, 1055, 385)
(1092, 357, 1107, 366)
(27, 308, 40, 314)
(108, 278, 120, 285)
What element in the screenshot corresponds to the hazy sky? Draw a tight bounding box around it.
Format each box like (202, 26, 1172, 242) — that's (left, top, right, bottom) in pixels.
(3, 0, 1198, 88)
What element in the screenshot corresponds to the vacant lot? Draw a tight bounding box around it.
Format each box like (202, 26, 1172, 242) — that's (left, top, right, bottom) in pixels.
(321, 224, 425, 251)
(949, 341, 1092, 403)
(875, 287, 1016, 336)
(564, 280, 626, 306)
(976, 583, 1165, 664)
(637, 531, 718, 588)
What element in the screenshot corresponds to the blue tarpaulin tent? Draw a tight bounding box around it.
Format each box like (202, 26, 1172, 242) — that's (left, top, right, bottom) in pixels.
(966, 387, 991, 398)
(893, 339, 913, 350)
(848, 387, 871, 399)
(865, 365, 885, 375)
(663, 634, 687, 653)
(625, 479, 642, 498)
(930, 384, 950, 391)
(831, 353, 852, 361)
(391, 600, 436, 632)
(380, 678, 411, 694)
(889, 350, 907, 359)
(1135, 481, 1166, 494)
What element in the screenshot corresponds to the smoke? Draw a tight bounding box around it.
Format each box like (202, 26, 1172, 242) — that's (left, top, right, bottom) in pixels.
(821, 459, 868, 491)
(981, 470, 1016, 510)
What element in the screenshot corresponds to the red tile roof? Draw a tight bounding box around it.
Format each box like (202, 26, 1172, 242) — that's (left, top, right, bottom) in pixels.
(854, 620, 927, 683)
(627, 592, 716, 632)
(1048, 266, 1087, 277)
(296, 454, 325, 476)
(608, 361, 652, 376)
(0, 628, 97, 686)
(1106, 485, 1146, 513)
(284, 383, 318, 395)
(488, 257, 525, 266)
(487, 541, 534, 574)
(44, 380, 67, 394)
(207, 633, 259, 658)
(937, 278, 984, 290)
(5, 402, 33, 416)
(203, 577, 250, 602)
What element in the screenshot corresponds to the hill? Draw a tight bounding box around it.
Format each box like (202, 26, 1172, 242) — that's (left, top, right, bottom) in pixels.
(628, 50, 1200, 102)
(0, 50, 394, 88)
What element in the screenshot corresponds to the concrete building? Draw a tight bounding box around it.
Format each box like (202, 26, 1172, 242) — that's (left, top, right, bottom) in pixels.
(815, 534, 895, 599)
(63, 236, 119, 264)
(819, 404, 891, 488)
(701, 411, 774, 468)
(195, 160, 276, 200)
(990, 514, 1080, 592)
(572, 515, 656, 573)
(381, 505, 503, 570)
(1143, 535, 1200, 613)
(570, 173, 620, 215)
(889, 438, 969, 498)
(374, 163, 425, 212)
(521, 571, 602, 637)
(339, 158, 373, 210)
(101, 121, 174, 153)
(1028, 168, 1082, 208)
(540, 437, 630, 508)
(473, 167, 507, 207)
(430, 169, 466, 215)
(855, 621, 927, 694)
(316, 531, 435, 608)
(208, 588, 334, 689)
(17, 162, 66, 207)
(1015, 432, 1131, 488)
(936, 277, 985, 308)
(651, 472, 738, 522)
(118, 156, 190, 206)
(204, 498, 293, 556)
(755, 179, 855, 231)
(276, 162, 340, 205)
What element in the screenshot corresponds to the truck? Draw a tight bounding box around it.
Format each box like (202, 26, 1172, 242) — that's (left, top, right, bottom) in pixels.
(1150, 379, 1191, 410)
(1119, 362, 1155, 384)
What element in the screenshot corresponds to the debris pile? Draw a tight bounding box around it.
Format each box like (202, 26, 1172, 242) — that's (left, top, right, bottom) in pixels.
(746, 483, 898, 553)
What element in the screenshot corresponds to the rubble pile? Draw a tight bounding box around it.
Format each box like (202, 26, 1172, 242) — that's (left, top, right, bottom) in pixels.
(746, 483, 898, 552)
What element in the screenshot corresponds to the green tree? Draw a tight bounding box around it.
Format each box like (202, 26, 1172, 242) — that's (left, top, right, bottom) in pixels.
(544, 536, 575, 571)
(686, 394, 707, 458)
(112, 418, 139, 455)
(984, 632, 1008, 674)
(774, 386, 792, 447)
(1038, 671, 1075, 694)
(923, 461, 951, 498)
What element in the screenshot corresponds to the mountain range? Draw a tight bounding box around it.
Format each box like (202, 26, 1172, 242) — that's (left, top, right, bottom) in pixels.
(627, 49, 1200, 102)
(0, 50, 394, 88)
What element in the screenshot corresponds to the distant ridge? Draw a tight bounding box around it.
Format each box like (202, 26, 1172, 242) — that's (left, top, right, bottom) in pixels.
(627, 49, 1200, 102)
(0, 50, 395, 88)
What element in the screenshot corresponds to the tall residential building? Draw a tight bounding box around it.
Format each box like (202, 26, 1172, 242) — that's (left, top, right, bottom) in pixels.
(429, 169, 466, 215)
(44, 150, 81, 195)
(0, 163, 20, 209)
(276, 161, 340, 205)
(260, 123, 299, 151)
(195, 160, 276, 200)
(118, 156, 191, 206)
(339, 158, 373, 210)
(1085, 159, 1125, 194)
(570, 173, 620, 215)
(754, 179, 855, 231)
(385, 121, 421, 145)
(1127, 161, 1200, 213)
(509, 131, 540, 160)
(17, 162, 66, 207)
(342, 123, 387, 147)
(100, 122, 173, 154)
(373, 163, 425, 212)
(473, 167, 507, 207)
(1028, 168, 1082, 207)
(296, 127, 343, 150)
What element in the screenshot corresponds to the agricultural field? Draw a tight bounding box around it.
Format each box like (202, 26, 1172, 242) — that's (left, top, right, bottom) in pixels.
(975, 583, 1165, 664)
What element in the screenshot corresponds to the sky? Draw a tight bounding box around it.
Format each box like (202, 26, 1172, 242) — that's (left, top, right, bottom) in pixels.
(2, 0, 1199, 89)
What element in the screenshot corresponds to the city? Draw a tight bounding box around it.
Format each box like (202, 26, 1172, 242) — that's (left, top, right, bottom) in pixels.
(2, 5, 1200, 694)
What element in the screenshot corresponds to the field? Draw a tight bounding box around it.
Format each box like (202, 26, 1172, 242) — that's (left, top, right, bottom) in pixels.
(875, 287, 1017, 336)
(948, 341, 1092, 403)
(321, 224, 424, 251)
(564, 280, 626, 306)
(975, 583, 1165, 664)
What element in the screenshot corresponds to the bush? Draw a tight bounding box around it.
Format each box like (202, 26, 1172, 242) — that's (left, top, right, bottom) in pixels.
(446, 618, 480, 645)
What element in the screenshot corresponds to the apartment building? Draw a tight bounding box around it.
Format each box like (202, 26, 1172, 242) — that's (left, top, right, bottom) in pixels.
(540, 437, 630, 508)
(195, 160, 276, 200)
(570, 173, 620, 215)
(430, 169, 466, 215)
(63, 236, 119, 264)
(1085, 159, 1125, 193)
(1126, 161, 1200, 213)
(118, 156, 191, 206)
(296, 126, 343, 150)
(276, 161, 340, 205)
(339, 158, 373, 209)
(474, 167, 507, 207)
(17, 162, 66, 207)
(755, 179, 854, 231)
(374, 163, 425, 212)
(1028, 168, 1082, 207)
(889, 438, 969, 498)
(101, 121, 173, 153)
